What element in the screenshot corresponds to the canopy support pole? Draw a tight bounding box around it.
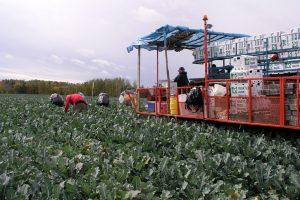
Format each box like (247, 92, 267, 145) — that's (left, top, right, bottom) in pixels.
(165, 48, 170, 114)
(156, 46, 159, 116)
(165, 49, 170, 93)
(137, 46, 141, 111)
(156, 46, 159, 88)
(138, 46, 141, 88)
(203, 15, 209, 118)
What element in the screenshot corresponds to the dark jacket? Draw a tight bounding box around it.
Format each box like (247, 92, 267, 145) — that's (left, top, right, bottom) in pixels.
(174, 71, 189, 87)
(50, 93, 64, 107)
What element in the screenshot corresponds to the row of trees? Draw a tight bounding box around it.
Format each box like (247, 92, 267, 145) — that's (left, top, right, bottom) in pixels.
(0, 78, 136, 97)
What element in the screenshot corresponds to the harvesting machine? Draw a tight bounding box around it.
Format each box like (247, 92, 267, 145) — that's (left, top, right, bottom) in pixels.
(127, 16, 300, 130)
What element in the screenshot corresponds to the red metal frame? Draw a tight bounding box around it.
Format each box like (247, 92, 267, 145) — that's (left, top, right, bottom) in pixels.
(203, 16, 209, 119)
(248, 79, 252, 123)
(136, 75, 300, 130)
(280, 78, 285, 126)
(297, 79, 299, 127)
(226, 80, 229, 120)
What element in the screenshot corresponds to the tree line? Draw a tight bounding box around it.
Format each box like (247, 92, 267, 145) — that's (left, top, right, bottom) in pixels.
(0, 78, 136, 97)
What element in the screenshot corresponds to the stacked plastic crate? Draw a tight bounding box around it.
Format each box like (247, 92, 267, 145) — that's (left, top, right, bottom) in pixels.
(229, 56, 263, 121)
(193, 41, 218, 61)
(247, 34, 267, 54)
(266, 29, 300, 74)
(193, 28, 300, 76)
(285, 28, 300, 49)
(230, 55, 263, 97)
(214, 40, 236, 58)
(268, 31, 285, 51)
(233, 37, 249, 55)
(193, 46, 203, 61)
(284, 28, 300, 72)
(284, 81, 300, 126)
(193, 40, 235, 61)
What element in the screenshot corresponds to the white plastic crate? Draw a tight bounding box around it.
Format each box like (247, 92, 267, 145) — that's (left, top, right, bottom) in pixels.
(210, 43, 220, 58)
(268, 62, 285, 70)
(234, 37, 249, 55)
(281, 34, 289, 50)
(252, 80, 263, 96)
(284, 28, 300, 49)
(284, 59, 300, 70)
(216, 40, 236, 57)
(230, 81, 262, 97)
(258, 54, 269, 61)
(232, 55, 258, 70)
(230, 69, 250, 78)
(225, 40, 235, 56)
(248, 69, 263, 78)
(286, 51, 299, 59)
(194, 46, 213, 60)
(247, 35, 267, 53)
(230, 82, 249, 97)
(194, 47, 204, 60)
(197, 47, 203, 60)
(279, 52, 289, 59)
(267, 31, 285, 51)
(217, 43, 225, 57)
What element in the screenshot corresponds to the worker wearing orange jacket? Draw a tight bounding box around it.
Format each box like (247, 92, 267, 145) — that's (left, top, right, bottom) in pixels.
(64, 93, 87, 112)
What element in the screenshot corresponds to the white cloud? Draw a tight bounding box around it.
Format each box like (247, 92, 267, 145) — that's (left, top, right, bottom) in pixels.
(86, 66, 99, 70)
(119, 74, 133, 80)
(4, 53, 14, 59)
(101, 70, 109, 76)
(144, 0, 193, 10)
(70, 58, 85, 66)
(131, 6, 166, 23)
(92, 58, 125, 71)
(91, 59, 111, 66)
(50, 54, 63, 64)
(77, 48, 95, 58)
(0, 71, 35, 80)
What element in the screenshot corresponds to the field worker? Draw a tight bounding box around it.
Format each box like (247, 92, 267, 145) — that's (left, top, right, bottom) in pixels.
(49, 92, 64, 107)
(174, 66, 189, 94)
(119, 90, 137, 110)
(64, 93, 88, 112)
(78, 92, 88, 104)
(96, 93, 109, 106)
(174, 67, 189, 87)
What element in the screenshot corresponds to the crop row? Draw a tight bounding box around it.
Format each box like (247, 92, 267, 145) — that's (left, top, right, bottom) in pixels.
(0, 94, 299, 199)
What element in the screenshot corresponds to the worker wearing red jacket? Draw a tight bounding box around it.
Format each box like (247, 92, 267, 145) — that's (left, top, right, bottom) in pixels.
(64, 93, 87, 112)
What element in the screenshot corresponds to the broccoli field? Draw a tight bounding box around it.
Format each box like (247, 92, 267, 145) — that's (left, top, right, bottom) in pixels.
(0, 94, 300, 200)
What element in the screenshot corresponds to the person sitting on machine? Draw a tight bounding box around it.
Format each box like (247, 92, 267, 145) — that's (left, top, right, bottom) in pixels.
(174, 67, 189, 87)
(210, 64, 220, 74)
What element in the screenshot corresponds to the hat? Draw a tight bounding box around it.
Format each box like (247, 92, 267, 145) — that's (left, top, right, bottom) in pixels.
(78, 92, 84, 97)
(178, 67, 185, 72)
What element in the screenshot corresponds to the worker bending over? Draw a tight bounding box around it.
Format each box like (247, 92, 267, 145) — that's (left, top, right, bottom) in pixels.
(64, 93, 88, 112)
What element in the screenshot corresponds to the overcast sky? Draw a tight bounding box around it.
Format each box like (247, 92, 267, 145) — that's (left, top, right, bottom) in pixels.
(0, 0, 299, 86)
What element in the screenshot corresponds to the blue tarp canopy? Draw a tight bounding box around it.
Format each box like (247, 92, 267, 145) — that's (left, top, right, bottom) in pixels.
(127, 25, 249, 53)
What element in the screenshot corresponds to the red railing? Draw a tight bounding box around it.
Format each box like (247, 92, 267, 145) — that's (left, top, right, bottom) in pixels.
(136, 76, 300, 130)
